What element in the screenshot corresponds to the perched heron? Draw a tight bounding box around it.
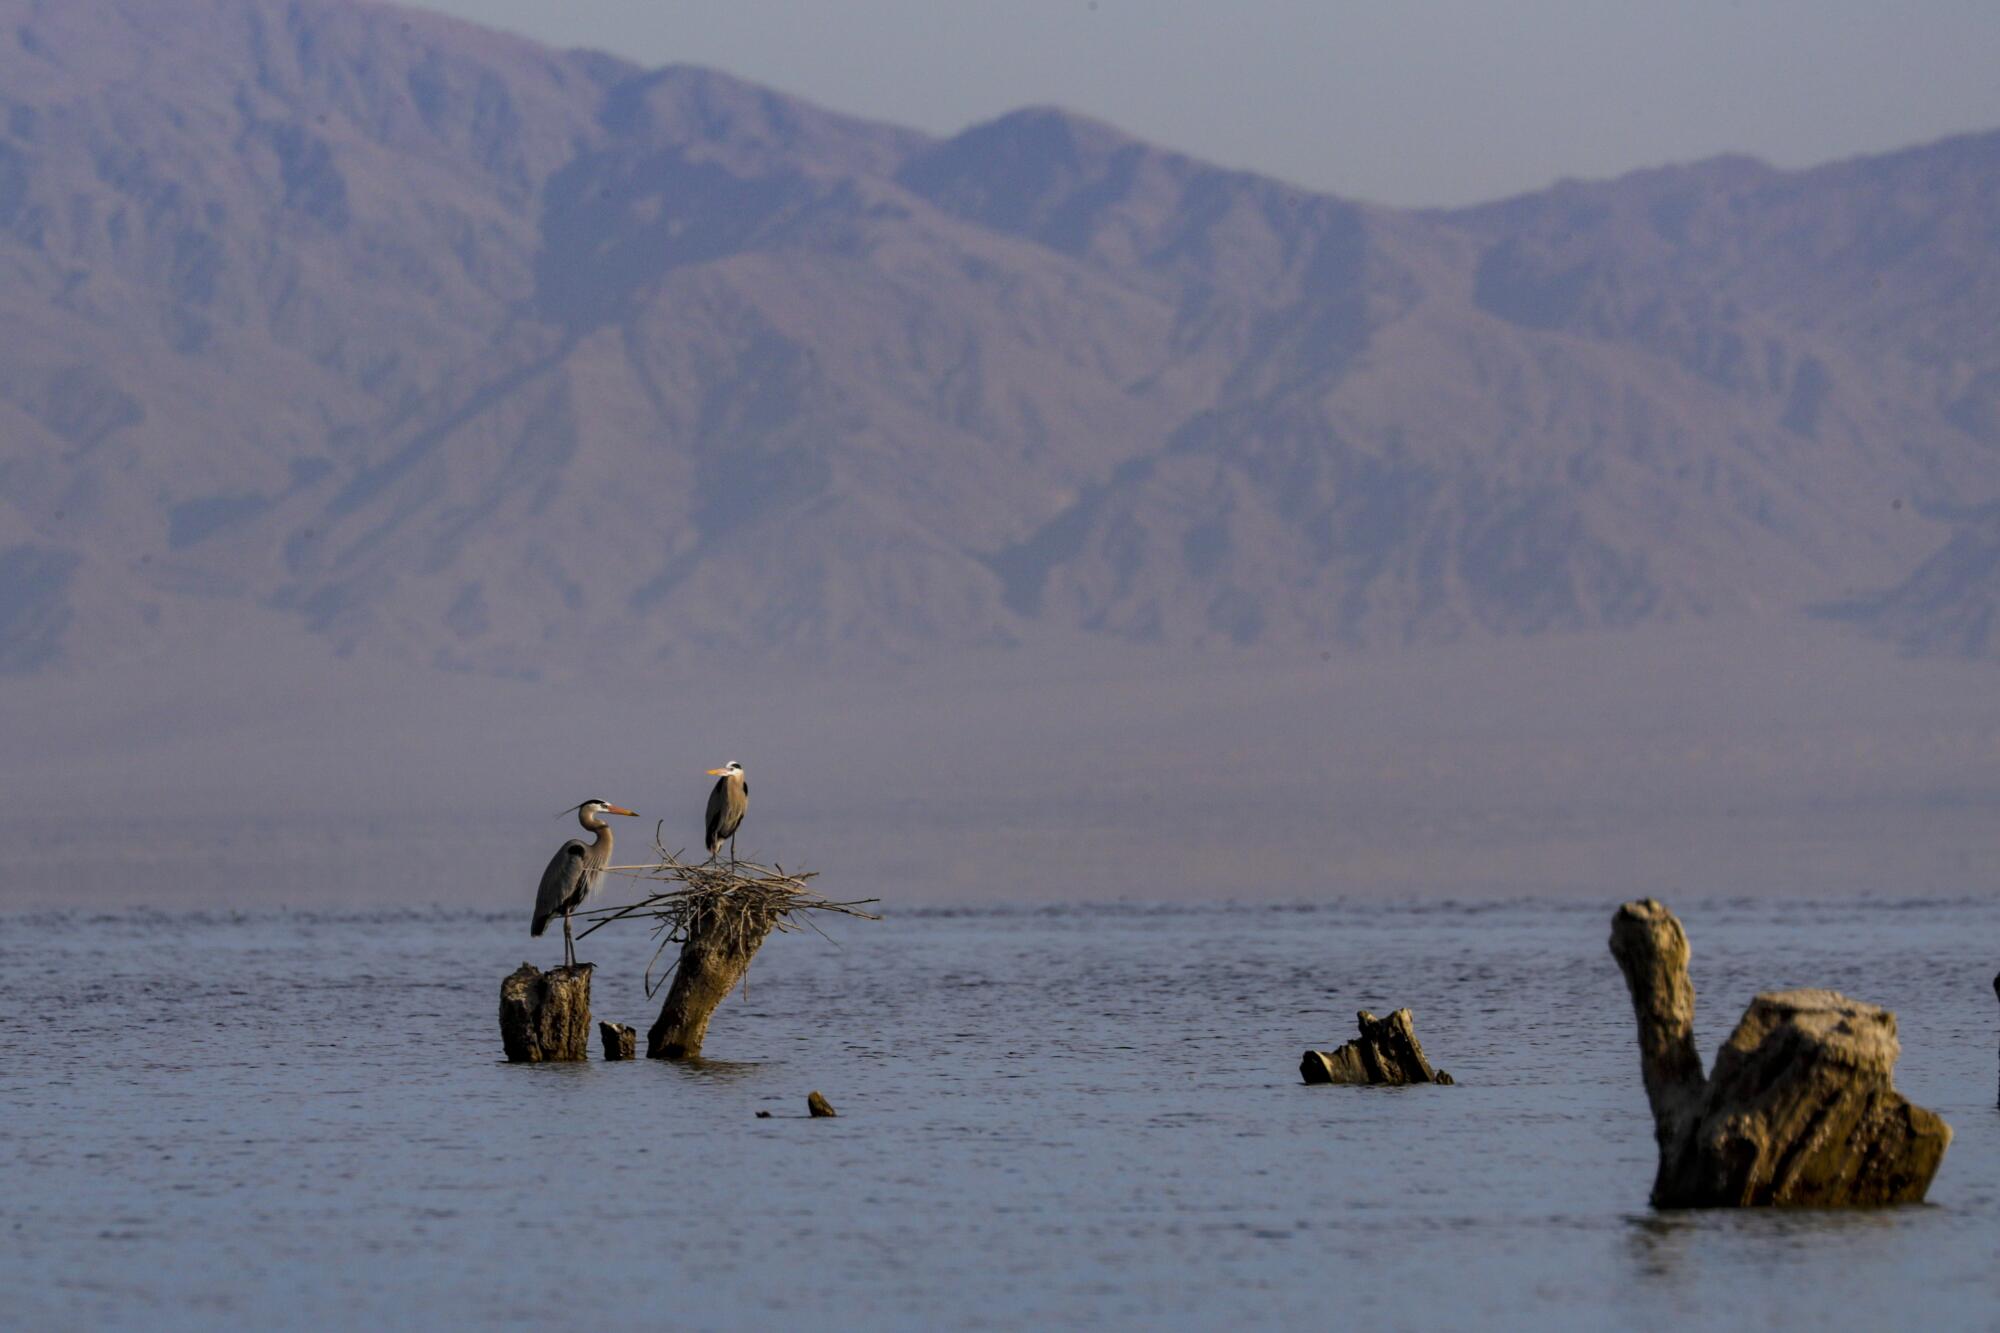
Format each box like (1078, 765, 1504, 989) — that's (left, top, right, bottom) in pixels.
(531, 799, 637, 968)
(704, 762, 748, 863)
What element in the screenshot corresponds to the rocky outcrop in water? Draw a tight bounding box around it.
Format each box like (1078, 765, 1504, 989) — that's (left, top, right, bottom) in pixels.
(498, 962, 593, 1063)
(1609, 898, 1951, 1207)
(1301, 1008, 1455, 1085)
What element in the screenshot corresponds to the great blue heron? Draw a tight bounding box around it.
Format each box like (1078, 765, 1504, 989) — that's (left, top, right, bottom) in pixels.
(704, 762, 747, 863)
(531, 799, 637, 967)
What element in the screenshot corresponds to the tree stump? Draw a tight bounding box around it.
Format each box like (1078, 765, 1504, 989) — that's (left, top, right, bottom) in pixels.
(499, 962, 593, 1063)
(807, 1091, 837, 1118)
(599, 1022, 636, 1061)
(1301, 1008, 1455, 1085)
(1609, 899, 1951, 1207)
(647, 899, 781, 1060)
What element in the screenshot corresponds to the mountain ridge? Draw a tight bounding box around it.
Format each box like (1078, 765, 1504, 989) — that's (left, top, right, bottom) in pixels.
(3, 0, 1998, 678)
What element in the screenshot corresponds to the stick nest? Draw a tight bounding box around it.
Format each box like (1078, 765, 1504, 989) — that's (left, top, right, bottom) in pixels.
(575, 833, 879, 996)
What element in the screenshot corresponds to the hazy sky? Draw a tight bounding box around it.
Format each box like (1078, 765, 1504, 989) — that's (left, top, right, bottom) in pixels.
(401, 0, 2000, 206)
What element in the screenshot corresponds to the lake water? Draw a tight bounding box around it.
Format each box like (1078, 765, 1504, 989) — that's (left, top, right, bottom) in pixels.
(5, 897, 1999, 1329)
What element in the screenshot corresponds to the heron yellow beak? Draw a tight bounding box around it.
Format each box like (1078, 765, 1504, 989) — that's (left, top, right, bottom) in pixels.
(706, 768, 727, 776)
(607, 805, 638, 817)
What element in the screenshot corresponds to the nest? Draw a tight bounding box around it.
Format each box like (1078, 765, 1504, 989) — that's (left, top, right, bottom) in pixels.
(575, 836, 879, 996)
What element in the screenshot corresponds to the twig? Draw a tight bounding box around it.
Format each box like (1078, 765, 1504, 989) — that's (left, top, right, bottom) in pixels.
(574, 840, 880, 991)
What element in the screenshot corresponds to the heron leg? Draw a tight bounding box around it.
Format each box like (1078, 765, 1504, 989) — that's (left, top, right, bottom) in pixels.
(729, 834, 738, 866)
(563, 908, 575, 969)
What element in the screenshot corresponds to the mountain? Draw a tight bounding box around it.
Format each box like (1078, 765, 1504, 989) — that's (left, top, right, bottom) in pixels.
(1817, 501, 2000, 657)
(4, 0, 2000, 679)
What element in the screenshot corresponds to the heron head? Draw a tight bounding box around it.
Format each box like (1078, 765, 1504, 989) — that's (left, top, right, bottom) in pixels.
(570, 798, 639, 823)
(706, 761, 745, 779)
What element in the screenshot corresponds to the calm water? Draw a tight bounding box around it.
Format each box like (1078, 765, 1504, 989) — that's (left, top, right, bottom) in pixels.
(5, 898, 1999, 1330)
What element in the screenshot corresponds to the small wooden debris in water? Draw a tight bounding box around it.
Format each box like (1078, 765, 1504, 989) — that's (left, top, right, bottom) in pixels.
(498, 962, 593, 1063)
(1610, 898, 1951, 1207)
(807, 1091, 837, 1118)
(575, 845, 878, 1061)
(599, 1021, 636, 1061)
(1301, 1008, 1454, 1086)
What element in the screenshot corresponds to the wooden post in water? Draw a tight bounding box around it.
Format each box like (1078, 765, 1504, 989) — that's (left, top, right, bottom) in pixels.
(572, 850, 878, 1063)
(1610, 899, 1951, 1207)
(647, 895, 781, 1060)
(499, 962, 593, 1062)
(1300, 1008, 1455, 1085)
(599, 1021, 636, 1060)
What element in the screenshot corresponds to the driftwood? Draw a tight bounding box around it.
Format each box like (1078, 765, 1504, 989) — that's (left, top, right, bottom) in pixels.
(599, 1022, 636, 1061)
(808, 1091, 837, 1118)
(649, 903, 773, 1059)
(1301, 1008, 1455, 1085)
(1609, 899, 1951, 1207)
(576, 843, 878, 1061)
(498, 962, 593, 1062)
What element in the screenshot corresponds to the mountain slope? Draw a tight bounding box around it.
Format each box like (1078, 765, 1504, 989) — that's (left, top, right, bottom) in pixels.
(1819, 501, 2000, 657)
(4, 0, 1999, 678)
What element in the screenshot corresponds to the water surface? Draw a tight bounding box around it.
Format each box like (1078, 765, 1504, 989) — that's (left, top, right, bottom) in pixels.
(4, 898, 1998, 1328)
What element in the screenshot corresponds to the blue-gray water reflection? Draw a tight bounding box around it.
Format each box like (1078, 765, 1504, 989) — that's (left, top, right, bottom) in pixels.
(3, 898, 1997, 1328)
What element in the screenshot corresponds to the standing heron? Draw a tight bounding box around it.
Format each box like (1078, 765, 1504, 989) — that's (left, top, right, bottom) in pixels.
(704, 762, 748, 863)
(531, 799, 638, 968)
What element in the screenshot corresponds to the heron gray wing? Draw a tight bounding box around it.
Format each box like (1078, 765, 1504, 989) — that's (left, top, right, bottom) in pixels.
(704, 777, 729, 854)
(531, 840, 588, 936)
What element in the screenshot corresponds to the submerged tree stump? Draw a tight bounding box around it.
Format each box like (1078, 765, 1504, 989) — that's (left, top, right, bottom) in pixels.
(499, 962, 593, 1063)
(647, 898, 781, 1060)
(599, 1022, 636, 1061)
(1301, 1008, 1455, 1085)
(1609, 899, 1951, 1208)
(573, 850, 877, 1062)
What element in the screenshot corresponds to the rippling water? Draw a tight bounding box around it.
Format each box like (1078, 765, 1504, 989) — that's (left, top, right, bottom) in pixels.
(5, 898, 1999, 1329)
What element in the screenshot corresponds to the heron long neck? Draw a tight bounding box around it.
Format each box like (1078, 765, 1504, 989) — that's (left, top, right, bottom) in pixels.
(580, 813, 613, 867)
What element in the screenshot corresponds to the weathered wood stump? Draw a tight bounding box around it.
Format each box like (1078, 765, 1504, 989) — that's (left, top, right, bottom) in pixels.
(807, 1091, 837, 1118)
(1301, 1008, 1455, 1085)
(599, 1021, 636, 1061)
(647, 898, 781, 1060)
(1610, 899, 1951, 1207)
(499, 962, 593, 1063)
(582, 852, 875, 1061)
